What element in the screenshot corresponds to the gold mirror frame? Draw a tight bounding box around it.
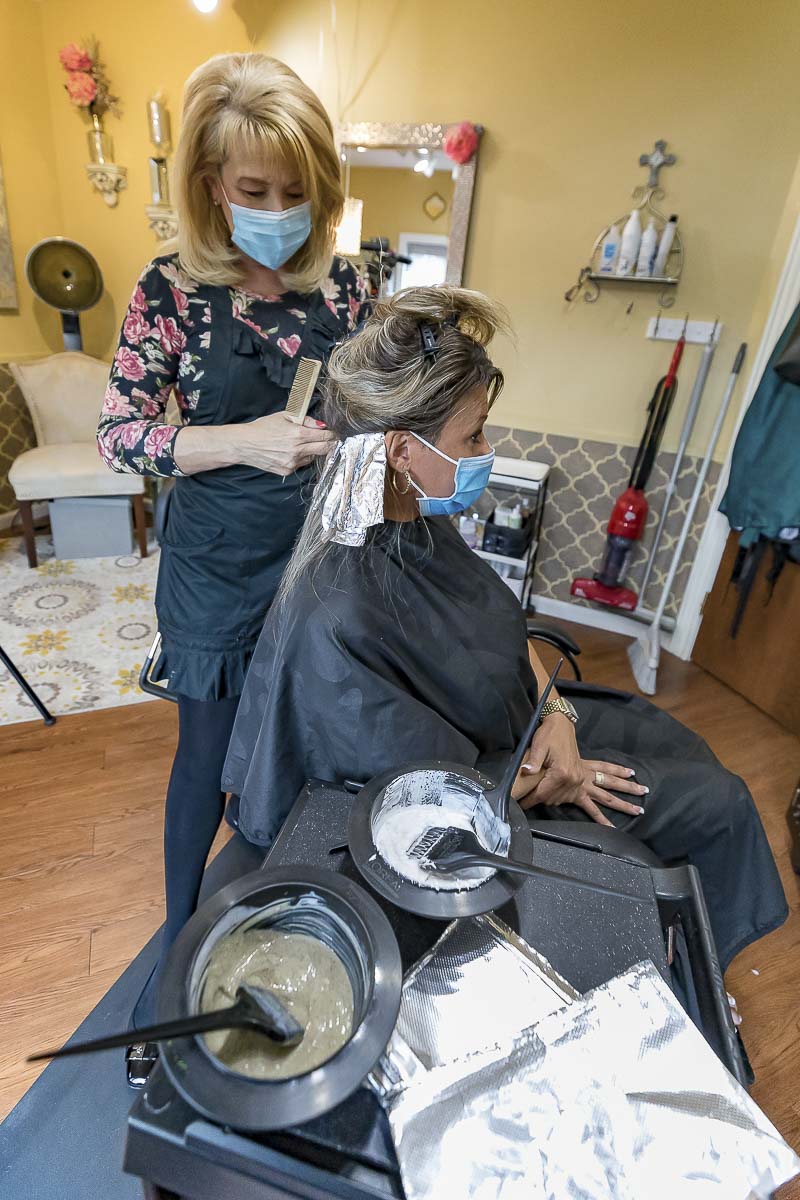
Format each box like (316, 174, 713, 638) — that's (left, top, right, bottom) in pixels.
(337, 122, 483, 286)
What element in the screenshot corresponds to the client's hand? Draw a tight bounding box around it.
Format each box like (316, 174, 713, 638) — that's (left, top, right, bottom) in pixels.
(240, 412, 336, 475)
(511, 715, 647, 826)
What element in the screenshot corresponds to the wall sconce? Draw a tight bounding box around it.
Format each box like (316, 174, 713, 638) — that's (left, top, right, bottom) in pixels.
(335, 196, 363, 256)
(145, 92, 178, 241)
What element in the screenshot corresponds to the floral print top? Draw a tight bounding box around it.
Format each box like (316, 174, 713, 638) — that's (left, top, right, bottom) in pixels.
(97, 254, 367, 478)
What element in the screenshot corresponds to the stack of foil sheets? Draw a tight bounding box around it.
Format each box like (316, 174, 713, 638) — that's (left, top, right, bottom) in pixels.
(370, 916, 799, 1199)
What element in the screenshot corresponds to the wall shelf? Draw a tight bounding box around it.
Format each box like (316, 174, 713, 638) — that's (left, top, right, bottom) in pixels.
(565, 140, 683, 308)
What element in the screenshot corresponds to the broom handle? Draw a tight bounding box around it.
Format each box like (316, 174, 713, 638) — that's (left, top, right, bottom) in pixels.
(650, 343, 746, 629)
(639, 339, 717, 600)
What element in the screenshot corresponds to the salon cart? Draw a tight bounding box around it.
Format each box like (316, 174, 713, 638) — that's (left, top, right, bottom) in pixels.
(124, 778, 743, 1199)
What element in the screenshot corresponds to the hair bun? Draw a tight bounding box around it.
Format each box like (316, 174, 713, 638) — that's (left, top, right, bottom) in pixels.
(373, 286, 509, 347)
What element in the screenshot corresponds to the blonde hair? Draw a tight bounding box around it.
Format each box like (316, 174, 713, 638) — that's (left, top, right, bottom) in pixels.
(278, 286, 509, 601)
(173, 53, 343, 292)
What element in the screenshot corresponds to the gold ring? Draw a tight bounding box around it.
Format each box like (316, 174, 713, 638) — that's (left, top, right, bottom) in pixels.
(595, 771, 604, 786)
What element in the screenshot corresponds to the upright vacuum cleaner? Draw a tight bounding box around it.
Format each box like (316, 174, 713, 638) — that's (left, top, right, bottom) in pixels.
(571, 331, 686, 611)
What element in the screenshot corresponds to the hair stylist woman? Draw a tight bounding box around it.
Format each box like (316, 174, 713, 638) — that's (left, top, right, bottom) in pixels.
(97, 53, 366, 1079)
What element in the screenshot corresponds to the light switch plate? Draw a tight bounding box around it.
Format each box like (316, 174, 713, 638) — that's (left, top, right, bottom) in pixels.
(646, 318, 722, 345)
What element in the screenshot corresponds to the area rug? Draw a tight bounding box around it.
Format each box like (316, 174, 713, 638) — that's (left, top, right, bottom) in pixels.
(0, 534, 159, 725)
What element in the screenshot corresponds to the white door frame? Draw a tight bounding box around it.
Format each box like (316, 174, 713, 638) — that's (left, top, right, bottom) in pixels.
(668, 212, 800, 659)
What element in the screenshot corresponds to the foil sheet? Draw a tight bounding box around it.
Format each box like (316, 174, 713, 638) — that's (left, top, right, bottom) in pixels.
(383, 960, 800, 1200)
(320, 433, 386, 546)
(370, 914, 578, 1098)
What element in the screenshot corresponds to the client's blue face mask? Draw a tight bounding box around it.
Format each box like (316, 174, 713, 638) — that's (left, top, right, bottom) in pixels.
(409, 432, 495, 516)
(221, 185, 312, 270)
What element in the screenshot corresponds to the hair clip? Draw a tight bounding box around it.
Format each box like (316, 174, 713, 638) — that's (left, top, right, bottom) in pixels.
(419, 321, 438, 358)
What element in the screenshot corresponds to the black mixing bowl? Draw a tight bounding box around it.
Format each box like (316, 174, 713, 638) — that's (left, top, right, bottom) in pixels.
(157, 866, 402, 1131)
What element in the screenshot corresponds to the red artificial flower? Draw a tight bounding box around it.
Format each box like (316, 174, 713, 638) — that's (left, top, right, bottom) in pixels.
(66, 71, 97, 108)
(59, 43, 93, 72)
(443, 122, 479, 166)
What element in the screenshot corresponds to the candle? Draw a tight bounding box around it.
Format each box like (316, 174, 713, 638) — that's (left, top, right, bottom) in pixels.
(149, 157, 170, 205)
(147, 95, 172, 154)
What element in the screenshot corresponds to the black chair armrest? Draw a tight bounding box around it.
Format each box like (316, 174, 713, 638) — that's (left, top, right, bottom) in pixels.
(526, 619, 581, 654)
(526, 619, 582, 681)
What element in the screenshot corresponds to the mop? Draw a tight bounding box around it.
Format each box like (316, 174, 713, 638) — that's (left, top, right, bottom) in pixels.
(628, 343, 747, 694)
(636, 332, 717, 607)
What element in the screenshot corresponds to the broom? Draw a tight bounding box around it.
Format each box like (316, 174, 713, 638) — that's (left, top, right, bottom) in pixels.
(628, 343, 747, 694)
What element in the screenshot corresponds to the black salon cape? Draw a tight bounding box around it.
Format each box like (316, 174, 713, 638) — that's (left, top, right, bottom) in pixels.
(223, 517, 787, 973)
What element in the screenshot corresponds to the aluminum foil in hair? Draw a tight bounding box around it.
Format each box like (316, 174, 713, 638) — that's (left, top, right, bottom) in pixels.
(320, 432, 386, 546)
(382, 959, 799, 1200)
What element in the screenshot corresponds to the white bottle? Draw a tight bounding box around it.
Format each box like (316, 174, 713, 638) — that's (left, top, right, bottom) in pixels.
(652, 214, 678, 277)
(598, 224, 621, 274)
(635, 220, 658, 278)
(616, 209, 642, 277)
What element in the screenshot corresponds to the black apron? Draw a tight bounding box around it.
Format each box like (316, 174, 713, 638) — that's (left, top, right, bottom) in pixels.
(154, 286, 345, 700)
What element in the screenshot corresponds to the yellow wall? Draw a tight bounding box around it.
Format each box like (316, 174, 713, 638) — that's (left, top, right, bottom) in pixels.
(349, 164, 454, 247)
(256, 0, 800, 459)
(2, 0, 800, 462)
(0, 0, 248, 362)
(0, 0, 64, 358)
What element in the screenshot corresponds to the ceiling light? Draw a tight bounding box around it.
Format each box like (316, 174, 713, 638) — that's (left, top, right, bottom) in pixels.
(356, 145, 367, 153)
(417, 148, 429, 156)
(192, 0, 218, 12)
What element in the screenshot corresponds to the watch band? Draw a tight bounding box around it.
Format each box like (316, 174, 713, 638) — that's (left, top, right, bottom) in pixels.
(540, 696, 578, 724)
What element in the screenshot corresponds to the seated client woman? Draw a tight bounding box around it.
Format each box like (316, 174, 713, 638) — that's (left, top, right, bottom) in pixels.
(223, 286, 787, 976)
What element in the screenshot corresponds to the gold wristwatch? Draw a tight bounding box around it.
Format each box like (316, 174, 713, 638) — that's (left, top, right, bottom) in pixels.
(540, 696, 579, 724)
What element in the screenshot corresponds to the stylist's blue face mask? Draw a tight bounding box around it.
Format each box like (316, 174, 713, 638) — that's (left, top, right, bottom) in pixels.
(221, 185, 312, 271)
(409, 432, 495, 516)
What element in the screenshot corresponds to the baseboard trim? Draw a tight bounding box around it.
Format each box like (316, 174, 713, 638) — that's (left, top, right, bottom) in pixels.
(530, 594, 680, 655)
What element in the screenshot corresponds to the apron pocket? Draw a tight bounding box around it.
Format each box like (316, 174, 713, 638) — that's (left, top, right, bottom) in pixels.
(156, 533, 250, 639)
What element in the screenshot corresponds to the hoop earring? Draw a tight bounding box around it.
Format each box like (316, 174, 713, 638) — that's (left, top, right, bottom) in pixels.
(393, 470, 412, 496)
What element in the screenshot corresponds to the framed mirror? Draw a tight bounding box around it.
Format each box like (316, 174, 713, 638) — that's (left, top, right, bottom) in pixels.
(337, 122, 482, 299)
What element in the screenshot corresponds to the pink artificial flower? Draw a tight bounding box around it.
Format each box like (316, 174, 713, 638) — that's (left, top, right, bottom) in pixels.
(59, 43, 92, 72)
(443, 121, 479, 166)
(123, 310, 150, 345)
(102, 384, 135, 417)
(118, 420, 151, 450)
(143, 425, 176, 460)
(154, 314, 187, 356)
(130, 284, 148, 313)
(132, 387, 165, 418)
(66, 71, 97, 108)
(278, 333, 302, 358)
(114, 346, 147, 382)
(170, 286, 189, 318)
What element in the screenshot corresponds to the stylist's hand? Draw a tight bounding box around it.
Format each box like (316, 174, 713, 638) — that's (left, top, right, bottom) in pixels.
(511, 715, 647, 826)
(240, 412, 336, 475)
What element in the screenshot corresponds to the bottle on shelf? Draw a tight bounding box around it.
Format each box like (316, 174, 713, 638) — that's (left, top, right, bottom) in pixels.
(616, 209, 642, 277)
(652, 214, 678, 277)
(635, 219, 658, 278)
(598, 224, 621, 274)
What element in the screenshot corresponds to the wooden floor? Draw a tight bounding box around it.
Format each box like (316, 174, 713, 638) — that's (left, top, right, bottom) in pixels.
(1, 624, 798, 1193)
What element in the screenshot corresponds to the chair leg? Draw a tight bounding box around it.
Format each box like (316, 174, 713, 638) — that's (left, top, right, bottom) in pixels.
(132, 494, 148, 559)
(18, 501, 37, 568)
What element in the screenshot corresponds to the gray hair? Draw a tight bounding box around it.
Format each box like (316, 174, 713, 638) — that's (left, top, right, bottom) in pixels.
(277, 285, 509, 604)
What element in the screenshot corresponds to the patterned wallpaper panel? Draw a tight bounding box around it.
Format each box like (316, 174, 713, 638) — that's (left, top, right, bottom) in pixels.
(0, 364, 36, 518)
(485, 424, 721, 619)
